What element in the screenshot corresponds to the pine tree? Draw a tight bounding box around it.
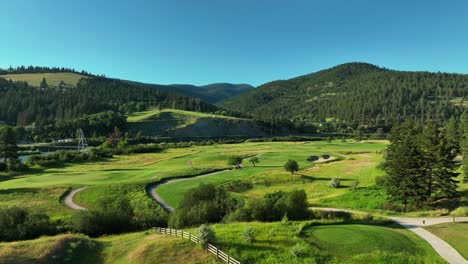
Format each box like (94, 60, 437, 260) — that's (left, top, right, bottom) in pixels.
(419, 121, 439, 201)
(445, 116, 460, 153)
(384, 122, 426, 212)
(39, 77, 48, 89)
(0, 127, 18, 162)
(432, 131, 460, 198)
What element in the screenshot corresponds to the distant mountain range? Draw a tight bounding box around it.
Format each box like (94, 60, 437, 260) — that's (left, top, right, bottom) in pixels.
(142, 83, 254, 104)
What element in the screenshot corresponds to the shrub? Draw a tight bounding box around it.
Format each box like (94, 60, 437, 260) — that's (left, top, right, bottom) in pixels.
(228, 189, 310, 222)
(197, 224, 215, 249)
(0, 162, 7, 172)
(284, 160, 299, 174)
(290, 241, 313, 258)
(452, 206, 468, 216)
(169, 184, 237, 228)
(375, 176, 386, 187)
(226, 180, 253, 193)
(242, 227, 255, 243)
(330, 177, 340, 188)
(70, 196, 134, 237)
(0, 207, 55, 242)
(227, 155, 243, 167)
(7, 161, 29, 172)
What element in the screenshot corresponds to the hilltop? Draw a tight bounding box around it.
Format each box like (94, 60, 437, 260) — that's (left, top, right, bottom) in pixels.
(220, 62, 468, 128)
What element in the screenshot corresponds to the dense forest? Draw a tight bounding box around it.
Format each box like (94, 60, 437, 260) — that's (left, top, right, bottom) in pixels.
(220, 63, 468, 131)
(0, 65, 94, 76)
(0, 77, 219, 139)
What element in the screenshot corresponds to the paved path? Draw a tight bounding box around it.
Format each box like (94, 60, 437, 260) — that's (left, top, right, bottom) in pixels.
(391, 216, 468, 264)
(310, 206, 468, 264)
(147, 170, 230, 212)
(63, 186, 88, 210)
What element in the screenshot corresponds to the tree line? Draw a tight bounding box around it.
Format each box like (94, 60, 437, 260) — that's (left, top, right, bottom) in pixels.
(0, 77, 219, 139)
(221, 63, 468, 132)
(383, 115, 468, 212)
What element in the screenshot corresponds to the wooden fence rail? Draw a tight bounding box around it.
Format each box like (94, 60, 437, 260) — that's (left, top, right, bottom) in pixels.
(153, 227, 240, 264)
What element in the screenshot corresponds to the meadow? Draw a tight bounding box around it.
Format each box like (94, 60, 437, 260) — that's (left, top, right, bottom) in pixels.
(0, 72, 86, 88)
(0, 231, 216, 264)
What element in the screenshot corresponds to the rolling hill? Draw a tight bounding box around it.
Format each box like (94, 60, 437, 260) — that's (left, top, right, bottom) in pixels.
(0, 71, 253, 104)
(0, 72, 87, 88)
(220, 62, 468, 127)
(127, 108, 269, 137)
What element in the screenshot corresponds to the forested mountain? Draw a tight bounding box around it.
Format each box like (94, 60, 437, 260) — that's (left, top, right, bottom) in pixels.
(0, 77, 219, 138)
(220, 63, 468, 130)
(137, 83, 253, 104)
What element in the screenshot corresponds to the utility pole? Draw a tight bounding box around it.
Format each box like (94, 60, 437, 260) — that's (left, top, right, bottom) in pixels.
(77, 129, 88, 151)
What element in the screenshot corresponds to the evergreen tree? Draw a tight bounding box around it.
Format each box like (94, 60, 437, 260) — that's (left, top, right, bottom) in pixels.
(432, 130, 460, 198)
(39, 77, 48, 89)
(0, 127, 18, 162)
(463, 137, 468, 183)
(445, 116, 460, 153)
(384, 122, 426, 212)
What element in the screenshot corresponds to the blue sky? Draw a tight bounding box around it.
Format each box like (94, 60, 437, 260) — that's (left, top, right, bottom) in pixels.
(1, 0, 468, 86)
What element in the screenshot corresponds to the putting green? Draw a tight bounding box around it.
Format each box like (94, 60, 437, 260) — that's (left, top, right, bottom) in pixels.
(303, 224, 426, 256)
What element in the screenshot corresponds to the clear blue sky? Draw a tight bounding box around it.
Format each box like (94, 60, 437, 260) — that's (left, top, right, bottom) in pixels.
(1, 0, 468, 86)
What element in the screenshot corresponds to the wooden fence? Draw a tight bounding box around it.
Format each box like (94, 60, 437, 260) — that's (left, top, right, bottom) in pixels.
(153, 227, 240, 264)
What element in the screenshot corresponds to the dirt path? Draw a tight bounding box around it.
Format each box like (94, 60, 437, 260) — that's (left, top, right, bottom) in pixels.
(63, 186, 88, 210)
(310, 206, 468, 264)
(147, 170, 230, 212)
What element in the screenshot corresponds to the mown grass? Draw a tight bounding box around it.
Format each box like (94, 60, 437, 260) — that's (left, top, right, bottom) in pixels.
(424, 222, 468, 259)
(0, 72, 86, 88)
(184, 221, 444, 264)
(0, 140, 464, 218)
(127, 108, 240, 123)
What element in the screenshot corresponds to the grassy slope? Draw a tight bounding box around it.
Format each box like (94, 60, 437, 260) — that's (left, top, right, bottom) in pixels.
(127, 108, 240, 123)
(0, 232, 215, 264)
(424, 222, 468, 259)
(127, 108, 251, 137)
(185, 221, 444, 264)
(0, 72, 86, 88)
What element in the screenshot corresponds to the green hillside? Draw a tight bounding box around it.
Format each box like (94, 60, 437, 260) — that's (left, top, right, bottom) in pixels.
(127, 108, 269, 137)
(0, 232, 216, 264)
(0, 72, 87, 88)
(220, 62, 468, 128)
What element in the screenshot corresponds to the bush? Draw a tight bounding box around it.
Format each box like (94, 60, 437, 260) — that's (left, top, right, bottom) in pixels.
(284, 160, 299, 174)
(228, 189, 310, 222)
(7, 161, 29, 172)
(70, 196, 134, 237)
(452, 206, 468, 216)
(290, 241, 313, 258)
(197, 224, 215, 249)
(242, 227, 255, 243)
(330, 177, 340, 188)
(169, 184, 237, 228)
(0, 162, 7, 172)
(0, 207, 55, 242)
(226, 180, 253, 193)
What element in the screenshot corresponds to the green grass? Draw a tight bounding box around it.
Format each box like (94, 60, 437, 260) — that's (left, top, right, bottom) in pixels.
(0, 72, 86, 88)
(0, 231, 216, 264)
(424, 222, 468, 259)
(127, 108, 239, 123)
(302, 224, 444, 263)
(0, 140, 464, 219)
(0, 186, 73, 219)
(184, 221, 445, 264)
